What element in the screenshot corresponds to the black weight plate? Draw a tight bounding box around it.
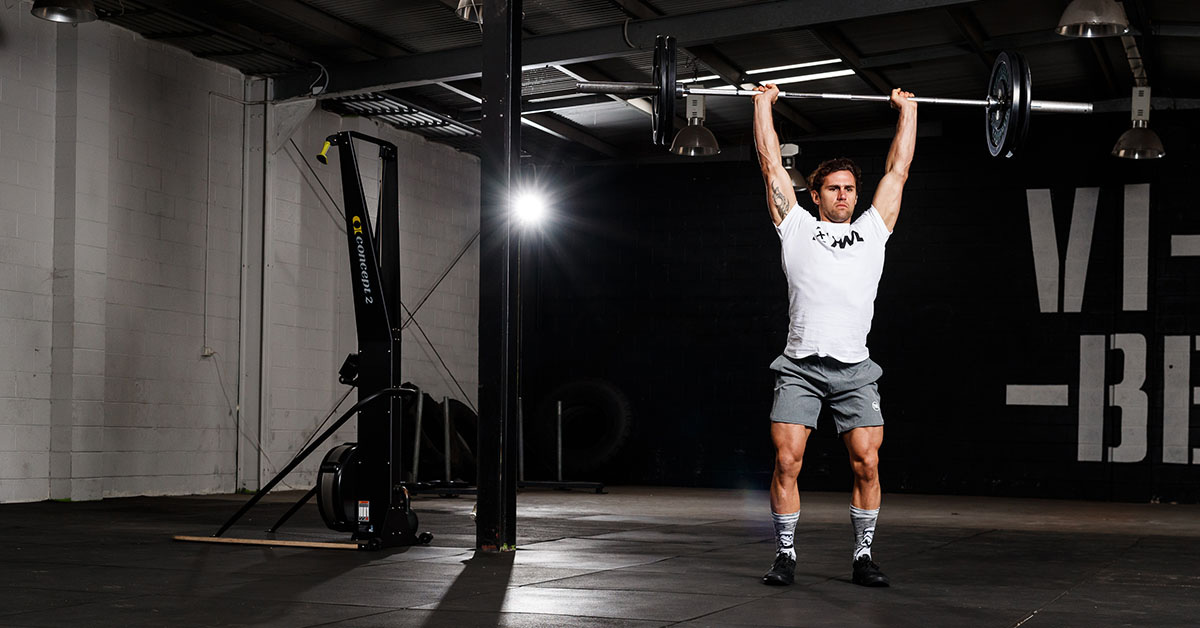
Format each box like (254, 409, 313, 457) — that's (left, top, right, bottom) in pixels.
(652, 35, 677, 147)
(652, 36, 665, 146)
(985, 51, 1013, 158)
(661, 36, 675, 147)
(1006, 51, 1032, 158)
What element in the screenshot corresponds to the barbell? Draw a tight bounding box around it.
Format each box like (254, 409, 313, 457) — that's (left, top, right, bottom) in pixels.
(575, 36, 1095, 158)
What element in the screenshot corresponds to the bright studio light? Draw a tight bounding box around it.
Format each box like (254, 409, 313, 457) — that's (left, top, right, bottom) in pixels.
(513, 191, 547, 225)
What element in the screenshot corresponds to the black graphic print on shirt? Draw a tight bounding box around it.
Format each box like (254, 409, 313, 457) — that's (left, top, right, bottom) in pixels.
(813, 225, 865, 249)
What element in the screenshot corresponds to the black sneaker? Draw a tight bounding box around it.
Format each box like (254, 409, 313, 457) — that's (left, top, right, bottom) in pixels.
(852, 555, 890, 587)
(762, 553, 796, 586)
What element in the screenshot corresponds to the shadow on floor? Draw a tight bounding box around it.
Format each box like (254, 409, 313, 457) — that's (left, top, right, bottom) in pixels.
(418, 550, 516, 628)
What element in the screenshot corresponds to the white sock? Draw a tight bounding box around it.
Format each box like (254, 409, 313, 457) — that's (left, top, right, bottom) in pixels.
(850, 505, 878, 561)
(772, 510, 799, 560)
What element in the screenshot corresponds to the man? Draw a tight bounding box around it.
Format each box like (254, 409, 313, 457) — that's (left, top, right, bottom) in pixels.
(752, 83, 917, 588)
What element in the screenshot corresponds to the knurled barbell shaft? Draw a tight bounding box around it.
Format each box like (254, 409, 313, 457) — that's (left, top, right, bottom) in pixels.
(575, 82, 1093, 114)
(684, 86, 995, 107)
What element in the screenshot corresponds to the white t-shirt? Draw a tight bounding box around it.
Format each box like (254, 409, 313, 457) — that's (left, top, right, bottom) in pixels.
(776, 204, 891, 363)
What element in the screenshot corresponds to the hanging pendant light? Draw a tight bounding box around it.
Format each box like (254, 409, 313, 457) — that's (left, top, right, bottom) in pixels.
(1055, 0, 1129, 37)
(30, 0, 98, 23)
(670, 94, 720, 157)
(780, 144, 806, 191)
(1112, 86, 1165, 159)
(1112, 120, 1165, 159)
(456, 0, 483, 24)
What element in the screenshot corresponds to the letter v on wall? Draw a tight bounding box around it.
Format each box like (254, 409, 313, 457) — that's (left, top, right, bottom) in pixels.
(1063, 189, 1099, 313)
(1026, 185, 1149, 314)
(1026, 189, 1059, 313)
(1025, 188, 1099, 313)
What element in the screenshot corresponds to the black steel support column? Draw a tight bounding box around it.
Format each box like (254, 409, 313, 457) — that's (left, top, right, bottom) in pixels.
(477, 0, 522, 551)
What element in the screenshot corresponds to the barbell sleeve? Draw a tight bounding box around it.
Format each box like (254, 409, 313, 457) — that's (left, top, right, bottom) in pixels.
(1030, 99, 1094, 114)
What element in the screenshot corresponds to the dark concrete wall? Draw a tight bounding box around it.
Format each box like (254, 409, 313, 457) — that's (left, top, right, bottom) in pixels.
(519, 108, 1200, 502)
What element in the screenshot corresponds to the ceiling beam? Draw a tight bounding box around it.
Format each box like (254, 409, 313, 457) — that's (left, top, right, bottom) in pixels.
(518, 95, 613, 115)
(945, 6, 995, 72)
(856, 27, 1165, 70)
(606, 0, 657, 18)
(416, 80, 621, 157)
(270, 0, 981, 101)
(1153, 24, 1200, 38)
(858, 30, 1066, 70)
(812, 27, 894, 95)
(523, 113, 623, 157)
(141, 30, 214, 41)
(981, 29, 1073, 51)
(858, 42, 973, 69)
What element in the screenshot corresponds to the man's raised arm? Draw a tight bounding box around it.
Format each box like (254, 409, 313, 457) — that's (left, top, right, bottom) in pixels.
(753, 84, 798, 227)
(872, 88, 918, 232)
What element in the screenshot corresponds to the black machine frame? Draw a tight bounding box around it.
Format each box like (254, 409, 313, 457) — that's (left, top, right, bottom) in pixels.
(212, 130, 430, 550)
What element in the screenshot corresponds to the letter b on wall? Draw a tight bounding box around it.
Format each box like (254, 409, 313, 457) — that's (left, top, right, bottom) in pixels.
(1078, 334, 1148, 463)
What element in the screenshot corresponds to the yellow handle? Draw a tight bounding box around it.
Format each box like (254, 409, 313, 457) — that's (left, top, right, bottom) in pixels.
(316, 140, 331, 165)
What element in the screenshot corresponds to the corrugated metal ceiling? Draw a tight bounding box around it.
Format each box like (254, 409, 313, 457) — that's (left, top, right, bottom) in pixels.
(522, 0, 629, 33)
(302, 0, 470, 52)
(92, 0, 1200, 162)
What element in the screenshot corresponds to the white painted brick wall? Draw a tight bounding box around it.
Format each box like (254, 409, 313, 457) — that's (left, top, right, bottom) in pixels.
(0, 5, 480, 503)
(100, 26, 243, 498)
(50, 18, 112, 503)
(0, 3, 57, 503)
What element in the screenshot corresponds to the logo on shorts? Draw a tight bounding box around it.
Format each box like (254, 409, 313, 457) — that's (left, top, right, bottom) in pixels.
(871, 400, 880, 412)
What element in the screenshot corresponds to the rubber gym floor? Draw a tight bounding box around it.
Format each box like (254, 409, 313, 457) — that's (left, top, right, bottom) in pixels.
(0, 487, 1197, 627)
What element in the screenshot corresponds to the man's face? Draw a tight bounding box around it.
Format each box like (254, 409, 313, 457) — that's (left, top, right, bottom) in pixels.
(810, 169, 857, 223)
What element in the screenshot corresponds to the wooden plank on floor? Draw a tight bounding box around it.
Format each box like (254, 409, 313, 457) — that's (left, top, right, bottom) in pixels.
(173, 535, 358, 550)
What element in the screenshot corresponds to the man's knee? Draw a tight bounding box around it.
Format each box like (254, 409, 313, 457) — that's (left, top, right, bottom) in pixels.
(850, 452, 878, 481)
(774, 450, 805, 477)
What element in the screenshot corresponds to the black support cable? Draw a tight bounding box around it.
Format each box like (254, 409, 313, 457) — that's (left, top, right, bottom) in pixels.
(280, 136, 477, 413)
(295, 387, 354, 460)
(214, 386, 417, 537)
(289, 138, 345, 226)
(290, 135, 479, 331)
(400, 229, 480, 330)
(399, 301, 479, 415)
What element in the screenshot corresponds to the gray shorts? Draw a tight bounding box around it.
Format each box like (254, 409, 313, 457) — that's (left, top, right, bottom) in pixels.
(769, 354, 885, 433)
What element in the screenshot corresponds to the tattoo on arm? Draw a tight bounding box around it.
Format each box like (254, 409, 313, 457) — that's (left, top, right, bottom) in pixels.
(771, 183, 790, 219)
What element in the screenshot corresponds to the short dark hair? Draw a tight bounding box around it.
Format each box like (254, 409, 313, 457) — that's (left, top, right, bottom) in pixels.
(808, 158, 861, 191)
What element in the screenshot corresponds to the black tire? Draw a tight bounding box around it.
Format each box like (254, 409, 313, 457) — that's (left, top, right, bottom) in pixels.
(534, 379, 633, 475)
